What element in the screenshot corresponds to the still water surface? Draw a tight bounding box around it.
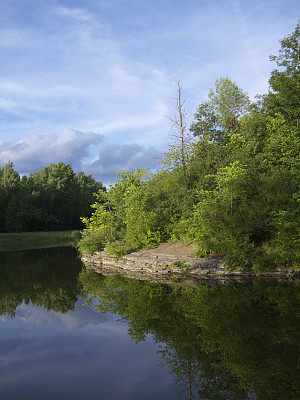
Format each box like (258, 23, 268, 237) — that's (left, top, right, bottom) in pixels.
(0, 247, 299, 399)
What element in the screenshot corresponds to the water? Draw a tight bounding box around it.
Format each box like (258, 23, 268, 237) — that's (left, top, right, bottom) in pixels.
(0, 247, 299, 399)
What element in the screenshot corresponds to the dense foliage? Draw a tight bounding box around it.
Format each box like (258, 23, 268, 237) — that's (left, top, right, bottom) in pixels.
(78, 23, 300, 271)
(0, 162, 104, 232)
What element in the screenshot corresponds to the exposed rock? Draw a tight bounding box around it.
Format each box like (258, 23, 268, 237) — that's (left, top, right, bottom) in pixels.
(81, 241, 299, 285)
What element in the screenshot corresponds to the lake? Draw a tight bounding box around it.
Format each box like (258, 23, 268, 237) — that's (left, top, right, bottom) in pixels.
(0, 247, 299, 399)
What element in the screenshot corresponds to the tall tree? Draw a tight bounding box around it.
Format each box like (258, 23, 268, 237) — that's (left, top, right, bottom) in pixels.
(264, 21, 300, 130)
(166, 81, 191, 171)
(190, 77, 250, 145)
(0, 162, 20, 232)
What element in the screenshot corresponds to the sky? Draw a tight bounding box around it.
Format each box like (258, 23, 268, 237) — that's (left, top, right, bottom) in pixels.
(0, 0, 299, 185)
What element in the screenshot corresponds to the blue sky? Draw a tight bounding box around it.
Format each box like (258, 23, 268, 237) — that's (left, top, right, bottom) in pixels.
(0, 0, 299, 184)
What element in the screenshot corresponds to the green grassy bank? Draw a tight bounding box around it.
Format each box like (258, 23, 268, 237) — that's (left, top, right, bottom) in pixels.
(0, 230, 82, 252)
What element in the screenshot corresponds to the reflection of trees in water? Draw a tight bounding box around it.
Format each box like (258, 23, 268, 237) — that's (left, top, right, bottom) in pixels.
(157, 344, 201, 399)
(0, 247, 83, 317)
(79, 271, 300, 400)
(158, 334, 254, 399)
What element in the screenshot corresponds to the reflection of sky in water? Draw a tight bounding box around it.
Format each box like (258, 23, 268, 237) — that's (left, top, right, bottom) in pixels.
(0, 297, 177, 400)
(15, 298, 110, 330)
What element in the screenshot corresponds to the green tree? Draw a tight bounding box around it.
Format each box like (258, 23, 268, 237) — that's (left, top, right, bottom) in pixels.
(261, 115, 300, 266)
(189, 161, 257, 265)
(78, 191, 118, 254)
(264, 21, 300, 129)
(31, 162, 77, 229)
(74, 171, 105, 226)
(122, 183, 162, 250)
(190, 77, 250, 145)
(78, 169, 162, 254)
(0, 162, 20, 232)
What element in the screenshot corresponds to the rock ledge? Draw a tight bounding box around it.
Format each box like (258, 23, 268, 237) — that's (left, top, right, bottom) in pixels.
(81, 243, 300, 285)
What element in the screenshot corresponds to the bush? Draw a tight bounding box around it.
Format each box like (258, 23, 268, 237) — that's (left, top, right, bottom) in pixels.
(105, 241, 127, 260)
(77, 229, 106, 255)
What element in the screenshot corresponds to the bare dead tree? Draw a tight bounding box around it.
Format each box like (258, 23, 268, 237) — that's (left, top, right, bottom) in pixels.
(166, 80, 191, 171)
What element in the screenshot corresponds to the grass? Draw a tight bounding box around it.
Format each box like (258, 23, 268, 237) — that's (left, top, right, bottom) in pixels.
(0, 230, 82, 252)
(169, 261, 190, 269)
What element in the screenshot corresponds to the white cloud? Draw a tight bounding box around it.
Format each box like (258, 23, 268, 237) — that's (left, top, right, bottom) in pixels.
(96, 102, 168, 136)
(84, 142, 162, 183)
(0, 129, 105, 173)
(54, 6, 92, 22)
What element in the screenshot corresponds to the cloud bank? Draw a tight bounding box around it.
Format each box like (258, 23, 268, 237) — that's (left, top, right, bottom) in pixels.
(83, 142, 160, 183)
(0, 128, 162, 184)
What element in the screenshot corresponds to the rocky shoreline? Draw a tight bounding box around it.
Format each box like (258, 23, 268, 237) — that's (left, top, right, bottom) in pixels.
(81, 243, 300, 285)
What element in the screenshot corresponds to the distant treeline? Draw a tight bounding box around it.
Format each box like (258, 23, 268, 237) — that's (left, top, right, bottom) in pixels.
(78, 23, 300, 271)
(0, 162, 104, 232)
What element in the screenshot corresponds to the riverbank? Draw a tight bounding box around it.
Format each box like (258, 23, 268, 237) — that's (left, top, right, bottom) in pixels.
(0, 230, 81, 252)
(82, 241, 300, 284)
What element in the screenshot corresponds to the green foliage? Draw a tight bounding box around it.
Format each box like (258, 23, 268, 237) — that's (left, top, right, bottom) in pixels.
(0, 162, 103, 233)
(169, 261, 189, 269)
(266, 21, 300, 129)
(0, 162, 20, 232)
(269, 208, 300, 267)
(190, 76, 250, 144)
(78, 194, 118, 255)
(122, 184, 162, 250)
(187, 162, 256, 266)
(77, 228, 106, 255)
(105, 241, 127, 259)
(264, 114, 300, 170)
(77, 169, 163, 254)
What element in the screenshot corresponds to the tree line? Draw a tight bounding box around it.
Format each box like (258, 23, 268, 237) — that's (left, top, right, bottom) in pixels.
(78, 23, 300, 271)
(0, 162, 104, 232)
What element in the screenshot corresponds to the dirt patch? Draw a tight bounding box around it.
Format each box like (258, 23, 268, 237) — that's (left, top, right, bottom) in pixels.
(131, 240, 197, 257)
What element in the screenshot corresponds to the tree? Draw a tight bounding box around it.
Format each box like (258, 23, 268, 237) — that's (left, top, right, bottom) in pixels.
(264, 21, 300, 129)
(74, 171, 105, 228)
(31, 162, 77, 230)
(189, 161, 257, 265)
(261, 115, 300, 266)
(78, 169, 162, 254)
(190, 77, 250, 145)
(166, 81, 191, 171)
(0, 162, 20, 232)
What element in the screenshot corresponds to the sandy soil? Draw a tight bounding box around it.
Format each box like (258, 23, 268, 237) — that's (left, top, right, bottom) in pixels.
(136, 240, 197, 257)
